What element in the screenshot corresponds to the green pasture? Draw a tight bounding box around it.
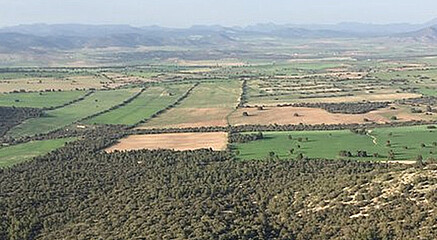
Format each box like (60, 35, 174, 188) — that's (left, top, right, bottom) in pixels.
(7, 88, 139, 137)
(84, 84, 192, 125)
(0, 138, 75, 167)
(234, 125, 437, 161)
(0, 91, 87, 108)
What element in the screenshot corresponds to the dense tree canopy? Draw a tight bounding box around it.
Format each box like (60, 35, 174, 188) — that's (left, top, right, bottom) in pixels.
(0, 131, 436, 239)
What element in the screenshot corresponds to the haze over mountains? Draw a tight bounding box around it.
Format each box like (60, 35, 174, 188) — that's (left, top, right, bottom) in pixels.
(0, 19, 436, 51)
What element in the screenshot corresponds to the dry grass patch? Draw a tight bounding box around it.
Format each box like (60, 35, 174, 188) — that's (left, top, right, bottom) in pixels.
(0, 76, 106, 92)
(229, 105, 435, 126)
(139, 108, 230, 129)
(170, 59, 246, 67)
(285, 93, 421, 104)
(106, 132, 228, 152)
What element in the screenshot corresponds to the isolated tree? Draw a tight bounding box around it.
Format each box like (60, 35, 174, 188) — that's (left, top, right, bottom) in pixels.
(416, 155, 424, 168)
(386, 140, 391, 147)
(296, 153, 304, 161)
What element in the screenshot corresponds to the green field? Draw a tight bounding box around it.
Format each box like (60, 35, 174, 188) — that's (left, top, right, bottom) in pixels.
(141, 80, 242, 128)
(0, 138, 74, 167)
(84, 84, 192, 125)
(7, 88, 140, 137)
(235, 125, 437, 161)
(177, 81, 241, 108)
(0, 90, 88, 108)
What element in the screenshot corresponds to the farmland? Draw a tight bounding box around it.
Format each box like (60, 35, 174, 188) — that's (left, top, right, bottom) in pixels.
(140, 80, 242, 128)
(0, 73, 108, 92)
(1, 40, 437, 166)
(229, 104, 437, 126)
(0, 90, 88, 108)
(0, 138, 74, 167)
(234, 125, 437, 161)
(6, 88, 140, 137)
(106, 132, 228, 152)
(84, 84, 193, 125)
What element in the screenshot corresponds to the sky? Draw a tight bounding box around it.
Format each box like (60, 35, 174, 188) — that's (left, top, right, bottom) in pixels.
(1, 0, 436, 28)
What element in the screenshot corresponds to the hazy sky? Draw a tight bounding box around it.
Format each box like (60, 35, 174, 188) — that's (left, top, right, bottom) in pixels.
(1, 0, 437, 27)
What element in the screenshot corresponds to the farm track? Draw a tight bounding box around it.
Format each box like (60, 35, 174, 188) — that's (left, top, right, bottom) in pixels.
(367, 130, 378, 145)
(226, 80, 246, 125)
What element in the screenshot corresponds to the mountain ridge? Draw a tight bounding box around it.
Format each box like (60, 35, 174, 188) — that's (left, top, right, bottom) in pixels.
(0, 20, 436, 51)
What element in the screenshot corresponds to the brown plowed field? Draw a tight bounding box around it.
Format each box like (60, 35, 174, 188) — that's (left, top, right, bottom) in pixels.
(105, 132, 228, 152)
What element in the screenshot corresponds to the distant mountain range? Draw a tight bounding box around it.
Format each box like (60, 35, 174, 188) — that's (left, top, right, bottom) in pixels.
(397, 25, 437, 42)
(0, 20, 436, 51)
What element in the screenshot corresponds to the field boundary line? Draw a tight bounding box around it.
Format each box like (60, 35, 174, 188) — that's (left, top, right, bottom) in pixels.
(131, 82, 200, 128)
(78, 87, 147, 123)
(226, 80, 246, 126)
(42, 90, 94, 111)
(132, 121, 437, 135)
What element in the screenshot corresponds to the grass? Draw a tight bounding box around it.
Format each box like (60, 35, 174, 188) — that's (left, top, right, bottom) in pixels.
(0, 75, 108, 92)
(178, 81, 242, 108)
(7, 88, 140, 137)
(234, 125, 437, 161)
(0, 138, 75, 167)
(0, 90, 88, 108)
(84, 84, 193, 125)
(141, 81, 242, 128)
(417, 86, 437, 97)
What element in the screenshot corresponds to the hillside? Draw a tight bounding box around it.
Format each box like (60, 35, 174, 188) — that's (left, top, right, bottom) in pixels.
(1, 137, 436, 239)
(401, 25, 437, 42)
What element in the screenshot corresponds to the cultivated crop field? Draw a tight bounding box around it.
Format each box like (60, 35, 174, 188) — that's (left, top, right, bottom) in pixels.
(234, 125, 437, 161)
(7, 88, 140, 137)
(106, 132, 228, 152)
(0, 138, 74, 167)
(84, 84, 193, 125)
(140, 80, 242, 128)
(0, 90, 88, 108)
(229, 104, 437, 126)
(0, 73, 109, 92)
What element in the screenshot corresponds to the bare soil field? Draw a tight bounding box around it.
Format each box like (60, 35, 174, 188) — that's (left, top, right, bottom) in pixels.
(105, 132, 229, 152)
(229, 105, 435, 126)
(139, 108, 230, 129)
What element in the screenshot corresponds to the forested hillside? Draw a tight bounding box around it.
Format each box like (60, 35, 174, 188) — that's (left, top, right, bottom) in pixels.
(1, 133, 436, 239)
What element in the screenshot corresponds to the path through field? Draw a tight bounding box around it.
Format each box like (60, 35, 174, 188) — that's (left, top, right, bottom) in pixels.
(367, 130, 378, 145)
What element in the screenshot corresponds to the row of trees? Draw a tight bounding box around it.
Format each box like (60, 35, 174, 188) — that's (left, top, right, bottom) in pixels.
(134, 82, 200, 127)
(228, 132, 264, 143)
(132, 120, 437, 137)
(274, 101, 389, 114)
